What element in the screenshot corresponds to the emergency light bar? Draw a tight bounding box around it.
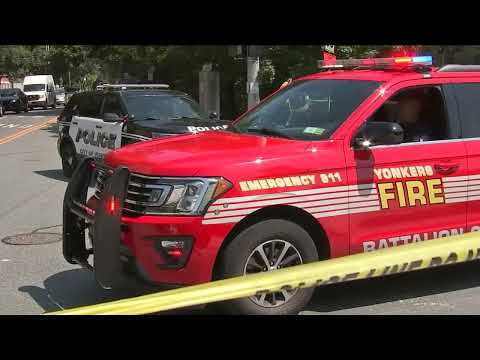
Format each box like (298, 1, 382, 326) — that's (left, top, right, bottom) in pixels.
(318, 56, 433, 69)
(97, 84, 170, 91)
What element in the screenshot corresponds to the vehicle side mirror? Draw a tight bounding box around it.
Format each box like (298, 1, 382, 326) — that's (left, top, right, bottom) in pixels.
(353, 121, 404, 149)
(103, 113, 122, 123)
(209, 112, 218, 120)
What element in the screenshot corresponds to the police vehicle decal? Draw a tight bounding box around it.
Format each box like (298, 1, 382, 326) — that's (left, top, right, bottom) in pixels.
(68, 117, 123, 161)
(187, 125, 229, 133)
(202, 171, 480, 225)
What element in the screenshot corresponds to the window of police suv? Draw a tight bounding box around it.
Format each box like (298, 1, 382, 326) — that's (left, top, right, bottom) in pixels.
(233, 79, 380, 140)
(124, 94, 208, 121)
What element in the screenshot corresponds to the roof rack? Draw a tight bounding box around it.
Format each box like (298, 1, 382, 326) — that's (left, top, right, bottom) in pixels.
(437, 65, 480, 72)
(97, 84, 170, 91)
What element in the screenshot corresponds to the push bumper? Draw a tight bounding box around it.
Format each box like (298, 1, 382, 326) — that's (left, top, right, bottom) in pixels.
(63, 158, 232, 289)
(63, 158, 130, 289)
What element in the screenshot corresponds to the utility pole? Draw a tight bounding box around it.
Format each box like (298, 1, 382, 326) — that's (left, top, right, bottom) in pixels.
(246, 46, 260, 110)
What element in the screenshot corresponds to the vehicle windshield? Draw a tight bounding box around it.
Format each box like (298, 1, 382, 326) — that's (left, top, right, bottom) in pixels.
(125, 94, 208, 121)
(24, 84, 46, 92)
(0, 89, 17, 97)
(233, 79, 381, 140)
(56, 88, 65, 95)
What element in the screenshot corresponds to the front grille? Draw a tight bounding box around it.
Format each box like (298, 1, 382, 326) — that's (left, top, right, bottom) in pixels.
(94, 167, 170, 215)
(27, 95, 40, 101)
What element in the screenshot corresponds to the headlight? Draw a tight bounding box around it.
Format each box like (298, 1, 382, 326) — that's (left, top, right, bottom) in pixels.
(129, 176, 232, 215)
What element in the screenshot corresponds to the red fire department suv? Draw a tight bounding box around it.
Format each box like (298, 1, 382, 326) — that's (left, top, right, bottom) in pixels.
(63, 55, 480, 315)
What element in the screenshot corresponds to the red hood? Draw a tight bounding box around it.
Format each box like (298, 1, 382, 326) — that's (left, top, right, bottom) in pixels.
(104, 131, 319, 176)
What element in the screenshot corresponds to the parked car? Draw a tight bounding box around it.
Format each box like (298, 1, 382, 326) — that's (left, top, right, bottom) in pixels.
(0, 88, 29, 114)
(23, 75, 56, 110)
(57, 84, 230, 177)
(56, 87, 66, 105)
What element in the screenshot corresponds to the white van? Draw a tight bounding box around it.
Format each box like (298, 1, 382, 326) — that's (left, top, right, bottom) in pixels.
(23, 75, 56, 110)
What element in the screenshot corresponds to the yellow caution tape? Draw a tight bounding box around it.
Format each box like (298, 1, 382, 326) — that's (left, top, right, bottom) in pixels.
(46, 231, 480, 315)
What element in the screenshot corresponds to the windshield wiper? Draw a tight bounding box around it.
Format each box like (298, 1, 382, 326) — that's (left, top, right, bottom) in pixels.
(246, 127, 293, 139)
(137, 117, 163, 121)
(168, 116, 203, 121)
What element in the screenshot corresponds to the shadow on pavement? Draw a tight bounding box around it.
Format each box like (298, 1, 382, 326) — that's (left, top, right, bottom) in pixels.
(40, 122, 59, 137)
(19, 269, 157, 314)
(305, 261, 480, 313)
(34, 169, 68, 182)
(19, 268, 209, 315)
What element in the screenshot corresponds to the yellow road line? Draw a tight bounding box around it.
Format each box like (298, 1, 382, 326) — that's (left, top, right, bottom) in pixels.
(0, 118, 56, 145)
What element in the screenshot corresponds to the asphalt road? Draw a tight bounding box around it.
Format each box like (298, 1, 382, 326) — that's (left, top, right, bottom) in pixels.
(1, 107, 480, 315)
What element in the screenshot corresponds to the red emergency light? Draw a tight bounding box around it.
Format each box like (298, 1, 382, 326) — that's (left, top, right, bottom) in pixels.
(318, 56, 433, 69)
(106, 196, 119, 215)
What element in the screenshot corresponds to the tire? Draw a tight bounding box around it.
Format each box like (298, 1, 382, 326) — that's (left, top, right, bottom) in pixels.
(215, 219, 319, 315)
(52, 101, 56, 109)
(0, 106, 3, 117)
(24, 103, 29, 113)
(61, 143, 77, 178)
(43, 102, 48, 110)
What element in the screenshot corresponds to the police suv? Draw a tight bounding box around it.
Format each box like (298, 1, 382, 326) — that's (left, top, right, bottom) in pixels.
(57, 84, 230, 177)
(63, 56, 480, 315)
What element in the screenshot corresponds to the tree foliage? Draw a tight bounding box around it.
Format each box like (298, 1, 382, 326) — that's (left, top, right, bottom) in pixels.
(0, 44, 438, 117)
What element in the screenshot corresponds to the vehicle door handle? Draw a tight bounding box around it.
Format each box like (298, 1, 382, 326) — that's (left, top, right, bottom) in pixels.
(434, 163, 459, 175)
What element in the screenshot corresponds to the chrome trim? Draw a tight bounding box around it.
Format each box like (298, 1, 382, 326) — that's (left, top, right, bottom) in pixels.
(127, 189, 149, 196)
(357, 138, 467, 150)
(121, 133, 151, 141)
(129, 181, 170, 190)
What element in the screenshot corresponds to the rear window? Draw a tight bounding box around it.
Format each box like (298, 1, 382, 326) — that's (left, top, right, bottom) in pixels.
(124, 94, 207, 121)
(78, 93, 103, 118)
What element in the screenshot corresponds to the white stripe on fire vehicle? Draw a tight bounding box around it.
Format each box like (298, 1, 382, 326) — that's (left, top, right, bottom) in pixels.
(206, 193, 379, 216)
(204, 199, 380, 219)
(442, 175, 480, 183)
(445, 191, 469, 199)
(442, 180, 468, 188)
(442, 180, 480, 188)
(208, 189, 378, 212)
(442, 176, 469, 182)
(443, 186, 468, 194)
(445, 197, 469, 204)
(212, 183, 376, 205)
(313, 206, 381, 219)
(202, 204, 381, 225)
